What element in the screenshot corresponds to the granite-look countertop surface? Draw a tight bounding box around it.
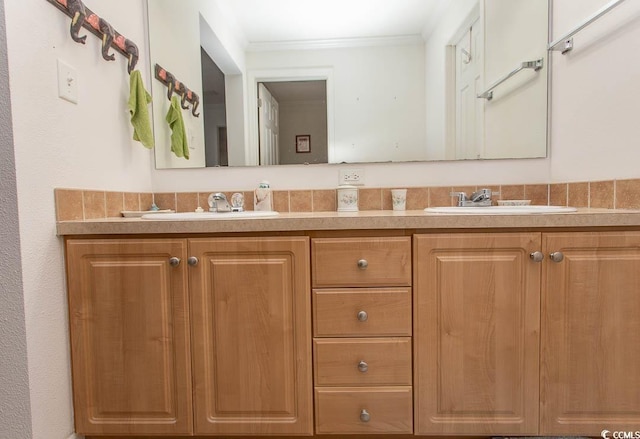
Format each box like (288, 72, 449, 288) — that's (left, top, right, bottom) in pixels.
(56, 208, 640, 236)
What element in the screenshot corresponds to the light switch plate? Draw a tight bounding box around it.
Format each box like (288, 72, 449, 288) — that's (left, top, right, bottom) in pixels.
(57, 59, 78, 104)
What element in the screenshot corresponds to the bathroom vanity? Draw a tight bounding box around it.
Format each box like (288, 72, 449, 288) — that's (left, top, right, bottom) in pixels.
(58, 210, 640, 437)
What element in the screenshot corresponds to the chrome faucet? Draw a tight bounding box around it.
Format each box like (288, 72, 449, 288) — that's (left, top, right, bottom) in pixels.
(208, 193, 232, 212)
(450, 188, 499, 207)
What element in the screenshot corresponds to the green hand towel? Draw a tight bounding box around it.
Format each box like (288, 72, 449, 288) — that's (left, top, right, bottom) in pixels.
(166, 96, 189, 159)
(128, 70, 154, 148)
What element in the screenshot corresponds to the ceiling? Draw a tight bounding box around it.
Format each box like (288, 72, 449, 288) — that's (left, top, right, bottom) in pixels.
(216, 0, 441, 44)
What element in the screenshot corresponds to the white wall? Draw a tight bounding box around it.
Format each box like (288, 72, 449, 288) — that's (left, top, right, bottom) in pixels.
(4, 0, 152, 437)
(550, 0, 640, 181)
(0, 0, 32, 437)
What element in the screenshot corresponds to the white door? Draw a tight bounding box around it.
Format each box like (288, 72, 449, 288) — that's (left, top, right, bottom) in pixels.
(258, 83, 280, 165)
(454, 19, 484, 160)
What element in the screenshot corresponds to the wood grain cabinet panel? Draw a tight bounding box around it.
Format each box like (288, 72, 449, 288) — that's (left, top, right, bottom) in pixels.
(65, 239, 193, 436)
(315, 387, 413, 434)
(541, 232, 640, 435)
(314, 338, 412, 386)
(414, 233, 541, 435)
(312, 237, 411, 287)
(189, 237, 313, 435)
(313, 288, 412, 337)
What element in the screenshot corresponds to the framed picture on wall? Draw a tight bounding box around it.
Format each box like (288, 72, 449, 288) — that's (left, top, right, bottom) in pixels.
(295, 135, 311, 153)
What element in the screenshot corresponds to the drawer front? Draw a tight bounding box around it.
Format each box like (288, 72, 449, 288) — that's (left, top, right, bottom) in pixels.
(314, 338, 412, 386)
(315, 387, 413, 434)
(312, 237, 411, 287)
(313, 288, 412, 337)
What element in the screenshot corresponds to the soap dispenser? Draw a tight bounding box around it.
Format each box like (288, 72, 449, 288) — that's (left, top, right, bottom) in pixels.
(254, 181, 273, 211)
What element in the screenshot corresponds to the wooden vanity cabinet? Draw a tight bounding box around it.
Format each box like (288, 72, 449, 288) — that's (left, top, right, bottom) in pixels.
(540, 232, 640, 436)
(413, 233, 542, 436)
(65, 239, 193, 436)
(65, 229, 640, 438)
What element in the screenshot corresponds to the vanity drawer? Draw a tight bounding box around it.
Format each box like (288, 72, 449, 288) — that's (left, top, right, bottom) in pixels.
(313, 288, 412, 337)
(315, 386, 413, 434)
(314, 338, 412, 386)
(312, 237, 411, 287)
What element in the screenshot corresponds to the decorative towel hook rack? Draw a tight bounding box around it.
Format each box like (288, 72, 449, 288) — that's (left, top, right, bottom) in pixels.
(548, 0, 628, 54)
(45, 0, 139, 74)
(154, 64, 201, 118)
(477, 58, 543, 101)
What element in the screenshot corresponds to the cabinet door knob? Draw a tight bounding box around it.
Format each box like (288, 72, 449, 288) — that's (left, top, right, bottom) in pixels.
(357, 310, 368, 322)
(357, 259, 368, 269)
(358, 361, 368, 373)
(529, 251, 544, 262)
(187, 256, 199, 266)
(360, 409, 371, 423)
(550, 251, 564, 262)
(169, 257, 181, 267)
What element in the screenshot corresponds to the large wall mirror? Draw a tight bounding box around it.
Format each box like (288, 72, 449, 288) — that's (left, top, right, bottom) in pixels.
(147, 0, 549, 169)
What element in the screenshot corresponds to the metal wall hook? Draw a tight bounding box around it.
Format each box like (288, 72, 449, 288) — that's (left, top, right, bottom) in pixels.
(155, 64, 201, 118)
(46, 0, 139, 74)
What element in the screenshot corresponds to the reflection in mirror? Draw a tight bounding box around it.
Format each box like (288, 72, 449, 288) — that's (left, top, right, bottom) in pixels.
(201, 49, 228, 167)
(147, 0, 549, 169)
(258, 81, 328, 166)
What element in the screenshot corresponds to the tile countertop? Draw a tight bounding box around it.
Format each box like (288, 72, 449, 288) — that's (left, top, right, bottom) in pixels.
(56, 208, 640, 236)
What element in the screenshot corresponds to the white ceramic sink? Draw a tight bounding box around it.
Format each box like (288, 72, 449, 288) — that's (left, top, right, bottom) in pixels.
(141, 211, 279, 220)
(424, 206, 577, 215)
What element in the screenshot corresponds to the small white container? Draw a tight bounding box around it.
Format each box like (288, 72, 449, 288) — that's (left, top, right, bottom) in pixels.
(337, 185, 358, 212)
(391, 189, 407, 211)
(254, 181, 273, 211)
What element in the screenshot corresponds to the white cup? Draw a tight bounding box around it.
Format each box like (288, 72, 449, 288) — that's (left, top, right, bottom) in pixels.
(391, 189, 407, 211)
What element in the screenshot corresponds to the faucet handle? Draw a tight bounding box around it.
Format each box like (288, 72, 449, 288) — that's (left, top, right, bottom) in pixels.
(450, 192, 468, 205)
(471, 188, 500, 202)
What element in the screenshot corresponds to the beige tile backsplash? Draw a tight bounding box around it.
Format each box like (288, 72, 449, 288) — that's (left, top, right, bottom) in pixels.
(54, 179, 637, 220)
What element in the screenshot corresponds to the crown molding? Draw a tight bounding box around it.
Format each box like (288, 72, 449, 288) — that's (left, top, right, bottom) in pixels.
(245, 35, 425, 52)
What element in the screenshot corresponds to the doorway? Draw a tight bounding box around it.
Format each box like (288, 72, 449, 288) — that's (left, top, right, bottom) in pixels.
(258, 80, 328, 165)
(201, 48, 228, 167)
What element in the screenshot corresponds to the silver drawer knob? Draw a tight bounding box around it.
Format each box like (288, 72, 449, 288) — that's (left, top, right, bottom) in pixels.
(187, 256, 199, 266)
(550, 251, 564, 262)
(529, 251, 544, 262)
(358, 361, 368, 373)
(357, 311, 368, 322)
(360, 409, 371, 423)
(357, 259, 368, 269)
(169, 257, 181, 267)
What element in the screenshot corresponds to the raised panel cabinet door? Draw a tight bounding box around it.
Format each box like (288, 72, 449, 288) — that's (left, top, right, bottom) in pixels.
(541, 232, 640, 435)
(189, 237, 313, 435)
(65, 239, 193, 436)
(414, 233, 541, 435)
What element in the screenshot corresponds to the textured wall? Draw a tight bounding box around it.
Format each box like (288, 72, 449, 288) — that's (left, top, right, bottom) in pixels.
(0, 0, 33, 437)
(4, 0, 152, 437)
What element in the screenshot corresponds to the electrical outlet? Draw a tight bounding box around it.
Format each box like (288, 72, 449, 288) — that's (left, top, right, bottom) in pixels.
(57, 59, 78, 104)
(339, 168, 365, 186)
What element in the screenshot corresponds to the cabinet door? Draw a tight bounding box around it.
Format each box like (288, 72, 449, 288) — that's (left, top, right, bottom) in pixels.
(541, 232, 640, 435)
(414, 233, 541, 435)
(66, 239, 192, 436)
(189, 237, 313, 435)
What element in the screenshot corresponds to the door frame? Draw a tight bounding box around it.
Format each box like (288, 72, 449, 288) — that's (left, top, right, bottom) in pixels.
(247, 67, 335, 165)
